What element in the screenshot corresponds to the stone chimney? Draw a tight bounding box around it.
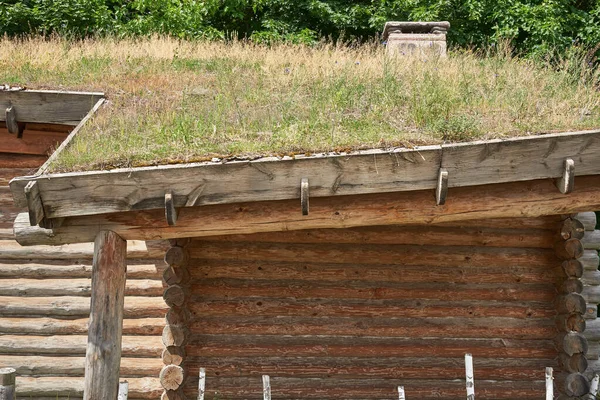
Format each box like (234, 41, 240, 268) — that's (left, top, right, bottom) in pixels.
(383, 21, 450, 57)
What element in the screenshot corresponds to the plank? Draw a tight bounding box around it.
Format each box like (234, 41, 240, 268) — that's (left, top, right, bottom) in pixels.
(9, 130, 600, 219)
(188, 316, 556, 339)
(583, 230, 600, 250)
(14, 176, 600, 245)
(0, 90, 104, 125)
(24, 181, 44, 225)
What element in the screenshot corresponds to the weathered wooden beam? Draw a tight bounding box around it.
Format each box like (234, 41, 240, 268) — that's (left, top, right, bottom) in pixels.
(0, 90, 104, 126)
(165, 191, 177, 226)
(24, 181, 44, 226)
(300, 177, 309, 216)
(13, 176, 600, 245)
(5, 106, 23, 137)
(83, 230, 127, 400)
(556, 158, 575, 194)
(435, 168, 448, 205)
(577, 212, 597, 231)
(9, 130, 600, 220)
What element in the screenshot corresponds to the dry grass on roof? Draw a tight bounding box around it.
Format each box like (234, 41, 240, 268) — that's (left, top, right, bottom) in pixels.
(1, 36, 599, 172)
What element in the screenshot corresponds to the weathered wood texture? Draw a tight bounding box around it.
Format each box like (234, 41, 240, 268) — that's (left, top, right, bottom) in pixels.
(0, 125, 69, 155)
(0, 90, 103, 125)
(182, 222, 566, 399)
(14, 177, 600, 246)
(0, 136, 167, 400)
(9, 129, 600, 220)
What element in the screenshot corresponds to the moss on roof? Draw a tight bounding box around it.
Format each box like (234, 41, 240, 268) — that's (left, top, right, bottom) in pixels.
(1, 37, 599, 172)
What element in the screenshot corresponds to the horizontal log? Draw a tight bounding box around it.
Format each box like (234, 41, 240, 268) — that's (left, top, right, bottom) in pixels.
(13, 176, 600, 245)
(0, 154, 46, 169)
(555, 238, 584, 260)
(582, 270, 600, 285)
(0, 335, 162, 356)
(188, 298, 555, 319)
(15, 376, 160, 399)
(559, 279, 583, 294)
(0, 278, 163, 296)
(10, 129, 600, 219)
(0, 355, 162, 377)
(180, 377, 545, 399)
(0, 239, 161, 259)
(164, 246, 189, 267)
(0, 167, 37, 186)
(188, 242, 556, 267)
(184, 356, 555, 380)
(0, 296, 168, 317)
(0, 262, 163, 279)
(582, 250, 600, 270)
(0, 317, 163, 335)
(583, 285, 600, 304)
(160, 365, 185, 391)
(205, 225, 555, 248)
(0, 206, 21, 229)
(578, 212, 598, 231)
(187, 335, 557, 359)
(588, 342, 600, 360)
(560, 218, 585, 240)
(556, 293, 587, 315)
(583, 230, 600, 250)
(188, 259, 562, 285)
(0, 228, 13, 239)
(585, 304, 598, 320)
(559, 353, 588, 373)
(162, 347, 185, 366)
(188, 316, 556, 339)
(584, 319, 600, 341)
(437, 215, 561, 230)
(189, 280, 556, 302)
(558, 332, 589, 356)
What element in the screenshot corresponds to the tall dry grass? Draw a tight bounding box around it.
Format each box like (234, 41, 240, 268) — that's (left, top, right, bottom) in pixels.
(0, 36, 599, 171)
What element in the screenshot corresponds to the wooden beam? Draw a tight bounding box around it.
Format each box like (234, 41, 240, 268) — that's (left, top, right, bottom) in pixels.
(5, 106, 23, 137)
(556, 158, 575, 194)
(435, 168, 448, 205)
(24, 181, 44, 226)
(165, 191, 177, 226)
(0, 90, 104, 125)
(12, 176, 600, 246)
(83, 231, 127, 400)
(9, 130, 600, 220)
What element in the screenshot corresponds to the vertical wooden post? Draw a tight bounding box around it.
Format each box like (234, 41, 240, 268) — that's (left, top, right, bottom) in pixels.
(545, 367, 553, 400)
(84, 230, 127, 400)
(118, 381, 129, 400)
(0, 367, 16, 400)
(398, 385, 406, 400)
(262, 375, 271, 400)
(198, 368, 206, 400)
(465, 353, 475, 400)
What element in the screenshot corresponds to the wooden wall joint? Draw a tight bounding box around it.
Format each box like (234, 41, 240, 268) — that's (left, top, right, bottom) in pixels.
(24, 181, 44, 226)
(300, 177, 309, 216)
(165, 191, 178, 226)
(5, 106, 24, 137)
(436, 168, 448, 206)
(161, 240, 190, 399)
(555, 215, 591, 398)
(556, 158, 575, 194)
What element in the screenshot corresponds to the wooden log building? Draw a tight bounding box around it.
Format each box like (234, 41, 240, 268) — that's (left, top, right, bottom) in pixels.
(2, 89, 600, 399)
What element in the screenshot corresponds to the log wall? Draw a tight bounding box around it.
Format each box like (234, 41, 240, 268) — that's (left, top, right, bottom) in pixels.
(170, 215, 586, 400)
(0, 155, 167, 399)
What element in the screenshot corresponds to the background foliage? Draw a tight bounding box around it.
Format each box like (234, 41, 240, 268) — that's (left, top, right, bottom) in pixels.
(1, 0, 600, 55)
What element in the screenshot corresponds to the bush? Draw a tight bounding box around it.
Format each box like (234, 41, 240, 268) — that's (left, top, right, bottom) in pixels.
(1, 0, 600, 57)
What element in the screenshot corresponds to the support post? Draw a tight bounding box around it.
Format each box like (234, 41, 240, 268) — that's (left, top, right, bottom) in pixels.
(546, 367, 554, 400)
(83, 230, 127, 400)
(0, 367, 16, 400)
(465, 353, 475, 400)
(262, 375, 271, 400)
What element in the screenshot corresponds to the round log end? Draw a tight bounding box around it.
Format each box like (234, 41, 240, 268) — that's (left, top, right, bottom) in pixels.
(0, 367, 16, 385)
(162, 346, 186, 366)
(561, 218, 585, 240)
(163, 285, 186, 308)
(163, 266, 190, 286)
(562, 259, 584, 278)
(559, 278, 584, 294)
(565, 372, 591, 397)
(161, 388, 187, 400)
(557, 293, 586, 315)
(555, 238, 584, 260)
(165, 246, 189, 267)
(559, 352, 588, 373)
(556, 314, 586, 333)
(162, 324, 188, 347)
(165, 306, 189, 326)
(160, 365, 185, 391)
(562, 332, 589, 356)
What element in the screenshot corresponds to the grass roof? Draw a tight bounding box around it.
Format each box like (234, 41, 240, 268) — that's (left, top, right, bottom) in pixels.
(1, 37, 599, 172)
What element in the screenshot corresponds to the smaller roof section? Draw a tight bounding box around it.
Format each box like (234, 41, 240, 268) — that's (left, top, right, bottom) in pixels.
(383, 21, 450, 40)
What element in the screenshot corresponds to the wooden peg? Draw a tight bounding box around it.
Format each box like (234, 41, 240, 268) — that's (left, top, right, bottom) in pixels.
(436, 168, 448, 205)
(262, 375, 271, 400)
(165, 191, 178, 226)
(398, 385, 406, 400)
(300, 178, 309, 216)
(117, 381, 128, 400)
(556, 158, 575, 194)
(545, 367, 553, 400)
(198, 368, 206, 400)
(465, 353, 475, 400)
(5, 106, 24, 137)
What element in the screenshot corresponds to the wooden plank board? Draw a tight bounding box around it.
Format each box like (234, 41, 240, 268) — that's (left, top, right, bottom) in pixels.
(0, 90, 104, 125)
(8, 130, 600, 219)
(13, 176, 600, 245)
